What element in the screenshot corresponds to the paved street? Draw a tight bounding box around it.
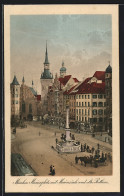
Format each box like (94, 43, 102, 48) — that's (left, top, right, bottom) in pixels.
(11, 121, 112, 176)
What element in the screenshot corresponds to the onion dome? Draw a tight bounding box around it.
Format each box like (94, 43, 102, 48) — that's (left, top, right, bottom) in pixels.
(60, 61, 66, 72)
(106, 64, 112, 73)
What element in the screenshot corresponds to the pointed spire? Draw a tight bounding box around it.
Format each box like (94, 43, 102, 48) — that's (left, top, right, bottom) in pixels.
(11, 75, 19, 85)
(22, 76, 25, 83)
(44, 40, 49, 64)
(62, 61, 64, 67)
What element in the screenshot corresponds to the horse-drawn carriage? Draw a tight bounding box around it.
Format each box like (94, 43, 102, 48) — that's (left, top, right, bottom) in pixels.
(75, 155, 107, 168)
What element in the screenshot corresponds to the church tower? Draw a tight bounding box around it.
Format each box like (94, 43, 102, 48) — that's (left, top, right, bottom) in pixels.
(40, 42, 53, 112)
(60, 61, 66, 78)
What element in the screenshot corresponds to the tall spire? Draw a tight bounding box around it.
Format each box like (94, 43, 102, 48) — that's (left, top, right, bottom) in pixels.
(22, 76, 25, 84)
(62, 61, 64, 67)
(44, 40, 49, 64)
(32, 80, 34, 87)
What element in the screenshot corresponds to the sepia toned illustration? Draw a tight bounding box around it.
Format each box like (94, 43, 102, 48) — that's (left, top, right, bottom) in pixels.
(10, 13, 113, 177)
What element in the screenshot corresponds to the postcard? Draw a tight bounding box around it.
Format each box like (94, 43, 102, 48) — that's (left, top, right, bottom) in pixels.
(4, 4, 120, 192)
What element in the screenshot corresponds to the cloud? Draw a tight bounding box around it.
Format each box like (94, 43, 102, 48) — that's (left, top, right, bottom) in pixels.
(87, 31, 104, 46)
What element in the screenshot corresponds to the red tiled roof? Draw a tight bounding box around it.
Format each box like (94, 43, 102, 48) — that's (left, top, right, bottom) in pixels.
(37, 95, 41, 101)
(63, 85, 77, 95)
(58, 75, 71, 86)
(77, 82, 105, 94)
(73, 78, 79, 83)
(74, 77, 91, 90)
(93, 71, 105, 82)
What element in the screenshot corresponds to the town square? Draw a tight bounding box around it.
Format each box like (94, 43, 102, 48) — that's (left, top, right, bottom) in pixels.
(10, 14, 112, 176)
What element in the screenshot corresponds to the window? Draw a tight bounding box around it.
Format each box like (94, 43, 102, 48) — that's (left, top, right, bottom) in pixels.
(82, 95, 84, 99)
(98, 102, 103, 107)
(88, 95, 90, 99)
(76, 109, 78, 114)
(82, 102, 83, 106)
(16, 101, 18, 104)
(92, 95, 97, 98)
(99, 118, 103, 122)
(85, 117, 87, 122)
(12, 101, 15, 104)
(22, 102, 25, 113)
(16, 88, 18, 92)
(88, 109, 90, 116)
(85, 109, 87, 115)
(76, 102, 78, 106)
(82, 109, 83, 114)
(85, 95, 87, 99)
(85, 102, 87, 106)
(29, 104, 32, 113)
(92, 110, 97, 115)
(79, 95, 81, 99)
(76, 95, 78, 99)
(79, 109, 81, 114)
(93, 102, 97, 107)
(77, 116, 78, 121)
(98, 94, 103, 99)
(79, 102, 81, 106)
(79, 116, 81, 121)
(104, 102, 106, 107)
(82, 117, 84, 121)
(104, 110, 106, 115)
(98, 109, 103, 115)
(88, 102, 90, 106)
(93, 118, 97, 123)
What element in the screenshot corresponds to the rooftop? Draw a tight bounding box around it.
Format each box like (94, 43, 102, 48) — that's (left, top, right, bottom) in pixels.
(93, 71, 105, 82)
(11, 75, 20, 85)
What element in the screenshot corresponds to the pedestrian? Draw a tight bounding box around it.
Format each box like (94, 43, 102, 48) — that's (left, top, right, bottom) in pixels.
(97, 143, 100, 149)
(105, 152, 107, 160)
(102, 152, 104, 159)
(75, 156, 78, 164)
(50, 165, 52, 175)
(81, 144, 83, 152)
(52, 166, 55, 175)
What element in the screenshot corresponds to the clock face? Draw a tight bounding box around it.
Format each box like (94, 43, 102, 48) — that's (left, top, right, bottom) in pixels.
(45, 65, 48, 69)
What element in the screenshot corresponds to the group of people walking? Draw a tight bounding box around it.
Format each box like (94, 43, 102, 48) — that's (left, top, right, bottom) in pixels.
(49, 165, 55, 176)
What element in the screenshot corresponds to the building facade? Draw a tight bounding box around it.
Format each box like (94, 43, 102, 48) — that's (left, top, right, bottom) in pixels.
(68, 71, 107, 131)
(20, 77, 42, 120)
(47, 72, 79, 118)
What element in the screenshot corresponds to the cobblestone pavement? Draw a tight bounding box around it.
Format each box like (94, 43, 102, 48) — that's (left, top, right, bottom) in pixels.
(11, 121, 112, 176)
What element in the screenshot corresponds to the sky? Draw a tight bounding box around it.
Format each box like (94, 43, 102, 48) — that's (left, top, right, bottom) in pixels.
(10, 15, 112, 94)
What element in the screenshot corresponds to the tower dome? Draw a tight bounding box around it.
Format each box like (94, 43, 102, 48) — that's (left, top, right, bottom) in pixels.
(106, 64, 112, 73)
(60, 61, 66, 77)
